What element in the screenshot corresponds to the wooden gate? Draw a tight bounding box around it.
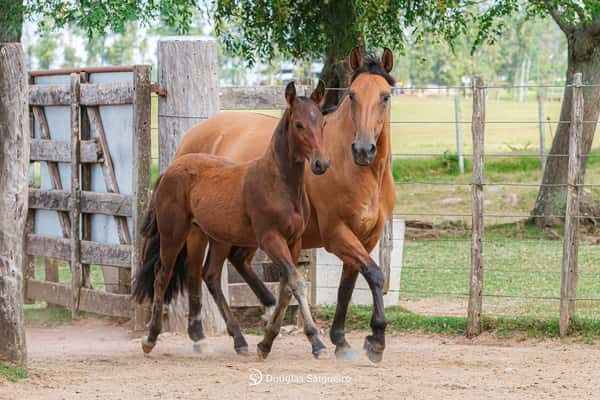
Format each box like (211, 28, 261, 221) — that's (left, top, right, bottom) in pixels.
(24, 66, 151, 319)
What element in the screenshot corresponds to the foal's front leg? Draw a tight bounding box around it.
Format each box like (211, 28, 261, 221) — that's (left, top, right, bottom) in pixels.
(258, 234, 325, 359)
(227, 246, 277, 321)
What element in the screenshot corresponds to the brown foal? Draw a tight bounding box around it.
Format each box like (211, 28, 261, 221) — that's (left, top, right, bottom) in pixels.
(133, 81, 329, 358)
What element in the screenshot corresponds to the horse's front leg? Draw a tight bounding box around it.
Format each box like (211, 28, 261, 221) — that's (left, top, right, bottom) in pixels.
(258, 233, 325, 359)
(325, 226, 387, 363)
(227, 246, 277, 321)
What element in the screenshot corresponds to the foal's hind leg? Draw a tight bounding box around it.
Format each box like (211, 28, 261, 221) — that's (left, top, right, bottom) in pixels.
(142, 212, 191, 354)
(204, 241, 249, 355)
(186, 226, 208, 353)
(228, 246, 277, 321)
(142, 240, 188, 353)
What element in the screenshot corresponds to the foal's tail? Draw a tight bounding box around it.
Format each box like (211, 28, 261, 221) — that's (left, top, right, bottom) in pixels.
(132, 174, 188, 304)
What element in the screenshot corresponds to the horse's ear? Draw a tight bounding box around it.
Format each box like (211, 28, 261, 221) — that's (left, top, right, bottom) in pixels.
(349, 47, 363, 71)
(310, 80, 325, 105)
(285, 81, 296, 106)
(381, 48, 393, 73)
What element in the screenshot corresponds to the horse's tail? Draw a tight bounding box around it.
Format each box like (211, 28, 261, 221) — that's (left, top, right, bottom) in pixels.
(132, 174, 188, 304)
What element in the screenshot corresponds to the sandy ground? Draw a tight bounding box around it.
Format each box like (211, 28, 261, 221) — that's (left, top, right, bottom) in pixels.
(1, 319, 599, 400)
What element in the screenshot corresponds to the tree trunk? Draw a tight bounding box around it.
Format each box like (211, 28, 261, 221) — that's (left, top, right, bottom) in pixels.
(0, 43, 29, 367)
(0, 0, 23, 42)
(319, 49, 350, 111)
(531, 27, 600, 226)
(318, 0, 361, 111)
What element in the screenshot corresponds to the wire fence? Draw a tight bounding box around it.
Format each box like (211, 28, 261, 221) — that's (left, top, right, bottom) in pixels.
(32, 75, 598, 335)
(386, 74, 600, 335)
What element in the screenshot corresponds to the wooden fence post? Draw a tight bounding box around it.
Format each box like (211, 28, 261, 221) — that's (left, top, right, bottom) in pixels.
(467, 76, 485, 338)
(537, 90, 546, 168)
(158, 37, 226, 335)
(70, 73, 82, 318)
(560, 72, 583, 336)
(79, 72, 92, 288)
(454, 94, 465, 174)
(0, 43, 29, 367)
(132, 65, 152, 330)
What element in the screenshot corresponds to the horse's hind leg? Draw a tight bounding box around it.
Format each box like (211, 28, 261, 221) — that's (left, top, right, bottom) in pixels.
(204, 241, 249, 355)
(330, 265, 359, 361)
(228, 246, 277, 321)
(142, 209, 190, 354)
(186, 226, 208, 353)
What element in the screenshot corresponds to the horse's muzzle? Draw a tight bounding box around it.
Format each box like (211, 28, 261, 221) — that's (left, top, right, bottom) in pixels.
(352, 141, 377, 166)
(310, 157, 330, 175)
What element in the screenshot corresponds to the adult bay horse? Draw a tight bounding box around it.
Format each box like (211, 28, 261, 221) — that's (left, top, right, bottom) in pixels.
(171, 48, 396, 362)
(133, 81, 330, 357)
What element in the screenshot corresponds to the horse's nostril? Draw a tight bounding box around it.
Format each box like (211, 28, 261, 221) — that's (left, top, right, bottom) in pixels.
(314, 160, 322, 170)
(351, 142, 359, 154)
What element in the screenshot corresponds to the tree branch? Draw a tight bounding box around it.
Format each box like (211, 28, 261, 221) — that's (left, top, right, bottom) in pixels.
(540, 0, 575, 34)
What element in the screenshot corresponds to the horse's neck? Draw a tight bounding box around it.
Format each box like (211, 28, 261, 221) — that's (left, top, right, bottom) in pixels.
(262, 110, 305, 201)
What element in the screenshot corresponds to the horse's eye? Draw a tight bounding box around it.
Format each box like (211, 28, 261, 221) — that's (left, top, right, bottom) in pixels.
(382, 94, 390, 102)
(348, 93, 354, 101)
(295, 122, 304, 129)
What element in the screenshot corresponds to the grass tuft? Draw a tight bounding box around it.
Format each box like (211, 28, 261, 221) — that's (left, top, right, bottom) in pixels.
(315, 306, 600, 339)
(0, 363, 27, 382)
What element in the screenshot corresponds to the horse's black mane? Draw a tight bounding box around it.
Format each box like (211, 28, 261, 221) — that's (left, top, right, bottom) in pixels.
(321, 51, 395, 115)
(350, 52, 396, 86)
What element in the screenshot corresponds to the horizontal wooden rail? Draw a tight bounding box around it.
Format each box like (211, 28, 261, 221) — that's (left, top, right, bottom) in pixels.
(220, 85, 312, 110)
(30, 139, 101, 163)
(26, 234, 131, 268)
(29, 82, 134, 106)
(29, 188, 133, 217)
(26, 280, 132, 318)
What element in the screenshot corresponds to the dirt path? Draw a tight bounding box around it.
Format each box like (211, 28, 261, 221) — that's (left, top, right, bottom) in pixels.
(1, 319, 598, 400)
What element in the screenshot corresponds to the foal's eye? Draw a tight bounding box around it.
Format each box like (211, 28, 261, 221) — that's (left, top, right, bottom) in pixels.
(295, 122, 304, 129)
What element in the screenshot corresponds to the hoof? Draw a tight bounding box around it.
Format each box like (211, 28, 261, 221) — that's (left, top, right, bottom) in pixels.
(235, 346, 250, 356)
(363, 337, 384, 363)
(256, 342, 271, 360)
(311, 338, 327, 359)
(313, 347, 328, 359)
(335, 345, 357, 362)
(261, 305, 276, 322)
(141, 336, 156, 354)
(193, 340, 207, 354)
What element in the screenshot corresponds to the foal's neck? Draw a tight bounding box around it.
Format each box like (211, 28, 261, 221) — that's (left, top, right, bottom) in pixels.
(265, 109, 305, 201)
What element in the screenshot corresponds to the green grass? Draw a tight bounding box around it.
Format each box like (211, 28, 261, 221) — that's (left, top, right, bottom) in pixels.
(315, 305, 600, 339)
(0, 363, 28, 382)
(24, 302, 72, 325)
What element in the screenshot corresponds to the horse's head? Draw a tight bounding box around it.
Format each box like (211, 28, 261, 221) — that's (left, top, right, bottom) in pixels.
(285, 80, 330, 175)
(346, 47, 395, 166)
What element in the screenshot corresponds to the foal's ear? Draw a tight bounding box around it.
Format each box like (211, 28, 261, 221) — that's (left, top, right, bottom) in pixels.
(349, 47, 364, 71)
(381, 48, 393, 73)
(285, 81, 296, 106)
(310, 80, 325, 105)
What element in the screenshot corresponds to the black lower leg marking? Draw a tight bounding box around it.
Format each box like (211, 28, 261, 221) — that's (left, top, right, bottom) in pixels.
(361, 262, 388, 363)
